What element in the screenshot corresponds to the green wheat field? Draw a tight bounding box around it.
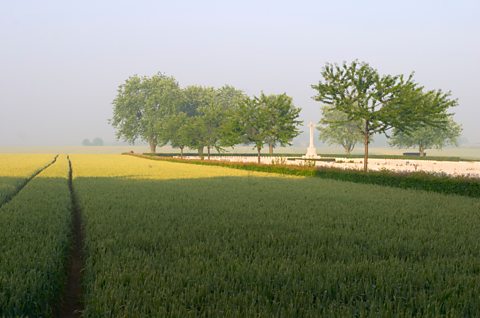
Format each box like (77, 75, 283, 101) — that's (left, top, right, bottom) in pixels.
(1, 154, 480, 317)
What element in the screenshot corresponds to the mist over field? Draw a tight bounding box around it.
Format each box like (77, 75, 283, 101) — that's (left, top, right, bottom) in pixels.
(0, 0, 479, 148)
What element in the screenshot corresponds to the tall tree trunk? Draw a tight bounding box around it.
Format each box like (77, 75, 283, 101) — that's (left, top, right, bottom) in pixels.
(198, 146, 204, 160)
(363, 122, 369, 172)
(180, 146, 184, 159)
(149, 138, 157, 153)
(207, 146, 211, 160)
(269, 143, 274, 155)
(419, 145, 425, 157)
(257, 146, 261, 164)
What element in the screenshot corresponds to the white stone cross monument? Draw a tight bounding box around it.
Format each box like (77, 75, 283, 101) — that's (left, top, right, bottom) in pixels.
(303, 121, 319, 159)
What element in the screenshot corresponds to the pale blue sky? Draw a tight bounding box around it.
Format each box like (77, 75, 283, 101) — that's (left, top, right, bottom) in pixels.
(1, 0, 479, 146)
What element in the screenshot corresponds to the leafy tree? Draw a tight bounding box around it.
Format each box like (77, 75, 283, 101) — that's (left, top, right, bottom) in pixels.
(390, 117, 462, 156)
(185, 116, 209, 158)
(258, 93, 302, 154)
(82, 139, 91, 146)
(234, 96, 269, 163)
(317, 105, 364, 155)
(171, 85, 245, 159)
(162, 112, 191, 157)
(175, 85, 214, 157)
(312, 61, 454, 171)
(226, 92, 301, 162)
(180, 85, 210, 117)
(111, 73, 182, 153)
(215, 86, 247, 149)
(216, 85, 246, 111)
(200, 104, 226, 159)
(194, 87, 245, 159)
(207, 85, 246, 157)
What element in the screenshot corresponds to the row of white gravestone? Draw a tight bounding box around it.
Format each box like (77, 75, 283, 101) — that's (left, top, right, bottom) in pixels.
(303, 121, 320, 159)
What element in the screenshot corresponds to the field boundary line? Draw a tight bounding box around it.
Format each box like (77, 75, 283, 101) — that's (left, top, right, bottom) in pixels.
(0, 154, 59, 210)
(59, 156, 85, 318)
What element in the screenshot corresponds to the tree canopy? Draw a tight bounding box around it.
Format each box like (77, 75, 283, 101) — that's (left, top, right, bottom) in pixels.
(390, 117, 462, 156)
(234, 96, 269, 163)
(161, 85, 246, 158)
(260, 93, 302, 154)
(228, 93, 302, 162)
(317, 105, 364, 155)
(162, 112, 191, 157)
(111, 73, 182, 153)
(312, 61, 455, 171)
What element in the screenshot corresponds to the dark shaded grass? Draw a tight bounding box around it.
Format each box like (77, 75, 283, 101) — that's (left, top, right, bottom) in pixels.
(75, 174, 480, 317)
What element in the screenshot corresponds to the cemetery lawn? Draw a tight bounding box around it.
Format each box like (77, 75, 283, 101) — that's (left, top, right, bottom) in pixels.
(70, 155, 480, 317)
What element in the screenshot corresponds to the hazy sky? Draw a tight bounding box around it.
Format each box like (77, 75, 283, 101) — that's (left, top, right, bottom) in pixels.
(1, 0, 479, 147)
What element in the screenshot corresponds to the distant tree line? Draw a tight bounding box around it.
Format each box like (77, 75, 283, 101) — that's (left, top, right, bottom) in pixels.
(82, 137, 104, 146)
(312, 60, 461, 171)
(111, 73, 302, 163)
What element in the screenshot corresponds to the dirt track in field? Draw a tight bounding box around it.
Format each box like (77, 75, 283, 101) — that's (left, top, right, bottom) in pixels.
(59, 156, 85, 318)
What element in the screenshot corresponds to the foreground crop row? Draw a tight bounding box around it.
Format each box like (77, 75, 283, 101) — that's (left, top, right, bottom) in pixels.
(0, 155, 71, 316)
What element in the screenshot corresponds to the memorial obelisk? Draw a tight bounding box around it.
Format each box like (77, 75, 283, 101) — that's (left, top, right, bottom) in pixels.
(304, 121, 319, 158)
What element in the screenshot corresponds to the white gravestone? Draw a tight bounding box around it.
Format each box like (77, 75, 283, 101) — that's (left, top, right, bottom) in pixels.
(303, 121, 320, 159)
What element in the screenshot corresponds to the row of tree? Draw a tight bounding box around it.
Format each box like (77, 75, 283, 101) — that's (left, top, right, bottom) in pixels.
(112, 61, 460, 172)
(312, 61, 460, 171)
(111, 74, 302, 163)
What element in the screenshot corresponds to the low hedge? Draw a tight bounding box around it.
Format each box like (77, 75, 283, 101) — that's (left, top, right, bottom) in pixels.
(141, 152, 470, 162)
(127, 153, 480, 198)
(142, 152, 301, 157)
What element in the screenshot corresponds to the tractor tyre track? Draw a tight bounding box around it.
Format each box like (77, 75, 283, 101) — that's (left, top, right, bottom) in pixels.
(59, 156, 85, 318)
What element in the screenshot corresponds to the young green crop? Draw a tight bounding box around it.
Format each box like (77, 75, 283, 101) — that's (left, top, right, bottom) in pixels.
(0, 155, 71, 317)
(71, 154, 480, 317)
(0, 154, 55, 205)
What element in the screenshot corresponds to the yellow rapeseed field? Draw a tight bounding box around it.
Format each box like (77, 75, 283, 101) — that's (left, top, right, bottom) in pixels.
(38, 155, 69, 178)
(70, 154, 294, 180)
(0, 154, 54, 178)
(0, 154, 55, 204)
